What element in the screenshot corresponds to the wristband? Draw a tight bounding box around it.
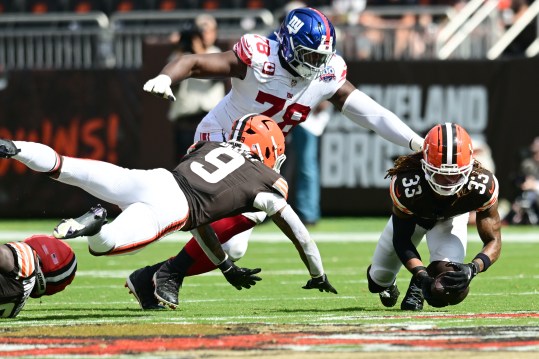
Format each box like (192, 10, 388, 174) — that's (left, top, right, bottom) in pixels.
(473, 253, 492, 272)
(411, 265, 427, 277)
(217, 255, 232, 272)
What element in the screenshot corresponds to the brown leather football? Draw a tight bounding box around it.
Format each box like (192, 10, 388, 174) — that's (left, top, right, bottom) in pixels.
(427, 261, 470, 306)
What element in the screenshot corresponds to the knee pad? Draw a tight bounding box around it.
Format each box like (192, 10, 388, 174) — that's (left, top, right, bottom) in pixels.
(222, 236, 248, 261)
(242, 211, 267, 224)
(366, 265, 391, 293)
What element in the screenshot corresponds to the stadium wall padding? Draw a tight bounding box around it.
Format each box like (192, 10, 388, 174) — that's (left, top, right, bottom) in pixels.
(0, 56, 537, 217)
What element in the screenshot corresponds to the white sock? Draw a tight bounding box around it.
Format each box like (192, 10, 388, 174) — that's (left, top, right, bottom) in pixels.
(12, 141, 61, 173)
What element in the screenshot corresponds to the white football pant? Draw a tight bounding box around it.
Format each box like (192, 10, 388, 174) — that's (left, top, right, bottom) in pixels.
(58, 157, 190, 254)
(369, 213, 469, 288)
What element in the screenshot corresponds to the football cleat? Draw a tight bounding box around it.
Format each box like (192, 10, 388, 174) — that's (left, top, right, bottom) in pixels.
(126, 267, 165, 310)
(400, 277, 424, 311)
(379, 283, 400, 308)
(152, 261, 184, 310)
(0, 139, 20, 158)
(53, 204, 107, 239)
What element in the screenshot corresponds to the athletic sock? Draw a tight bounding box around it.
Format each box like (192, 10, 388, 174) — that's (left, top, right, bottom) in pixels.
(12, 141, 62, 173)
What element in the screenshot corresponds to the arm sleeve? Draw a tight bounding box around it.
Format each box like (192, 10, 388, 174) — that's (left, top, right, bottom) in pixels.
(391, 215, 422, 264)
(276, 205, 324, 277)
(342, 89, 424, 151)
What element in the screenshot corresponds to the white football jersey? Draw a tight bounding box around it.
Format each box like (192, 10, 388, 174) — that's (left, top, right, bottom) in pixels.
(199, 34, 347, 137)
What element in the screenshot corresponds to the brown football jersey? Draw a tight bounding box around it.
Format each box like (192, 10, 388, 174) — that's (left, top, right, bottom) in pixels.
(171, 141, 288, 230)
(389, 166, 498, 222)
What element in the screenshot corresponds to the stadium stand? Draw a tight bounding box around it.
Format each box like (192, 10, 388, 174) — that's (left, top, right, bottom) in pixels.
(0, 1, 536, 69)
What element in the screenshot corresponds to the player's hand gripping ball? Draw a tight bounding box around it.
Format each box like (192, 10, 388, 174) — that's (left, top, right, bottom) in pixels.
(427, 261, 470, 307)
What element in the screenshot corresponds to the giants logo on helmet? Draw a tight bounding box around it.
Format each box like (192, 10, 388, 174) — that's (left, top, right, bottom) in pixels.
(287, 16, 304, 34)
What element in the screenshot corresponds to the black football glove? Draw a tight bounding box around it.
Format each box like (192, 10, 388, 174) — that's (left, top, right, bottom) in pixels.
(218, 258, 262, 290)
(302, 274, 338, 294)
(441, 261, 479, 292)
(414, 271, 446, 308)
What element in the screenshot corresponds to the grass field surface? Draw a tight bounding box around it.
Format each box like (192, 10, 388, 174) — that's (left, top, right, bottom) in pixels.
(1, 218, 538, 357)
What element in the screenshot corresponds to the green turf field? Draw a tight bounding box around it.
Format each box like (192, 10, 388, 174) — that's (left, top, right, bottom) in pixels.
(1, 218, 537, 329)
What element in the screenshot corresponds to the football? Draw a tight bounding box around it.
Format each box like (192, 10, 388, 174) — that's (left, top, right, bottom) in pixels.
(427, 261, 470, 306)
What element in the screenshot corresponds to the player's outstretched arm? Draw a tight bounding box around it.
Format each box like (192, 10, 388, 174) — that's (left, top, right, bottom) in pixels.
(271, 205, 337, 294)
(143, 50, 246, 101)
(191, 224, 261, 290)
(330, 80, 423, 151)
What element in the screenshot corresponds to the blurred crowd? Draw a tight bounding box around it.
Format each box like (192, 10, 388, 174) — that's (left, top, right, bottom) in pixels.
(504, 137, 539, 225)
(0, 0, 331, 14)
(1, 0, 536, 61)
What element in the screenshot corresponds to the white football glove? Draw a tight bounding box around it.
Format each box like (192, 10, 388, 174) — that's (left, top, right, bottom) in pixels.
(409, 136, 424, 152)
(143, 74, 176, 101)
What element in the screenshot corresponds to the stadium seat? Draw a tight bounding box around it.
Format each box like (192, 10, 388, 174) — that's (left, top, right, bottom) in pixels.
(245, 0, 264, 9)
(111, 0, 146, 12)
(155, 0, 178, 11)
(201, 0, 219, 10)
(68, 0, 104, 13)
(26, 0, 60, 13)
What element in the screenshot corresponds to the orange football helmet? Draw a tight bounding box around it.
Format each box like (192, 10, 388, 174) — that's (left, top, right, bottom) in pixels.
(421, 123, 474, 196)
(229, 114, 286, 171)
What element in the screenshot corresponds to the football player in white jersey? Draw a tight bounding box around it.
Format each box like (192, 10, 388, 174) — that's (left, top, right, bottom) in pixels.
(141, 7, 424, 308)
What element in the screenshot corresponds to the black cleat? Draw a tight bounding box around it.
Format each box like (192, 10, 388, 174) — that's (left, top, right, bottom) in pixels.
(379, 283, 400, 308)
(0, 139, 20, 158)
(153, 261, 184, 310)
(401, 277, 424, 311)
(53, 204, 107, 239)
(126, 267, 165, 310)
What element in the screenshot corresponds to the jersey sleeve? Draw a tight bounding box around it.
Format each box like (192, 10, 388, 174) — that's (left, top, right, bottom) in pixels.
(389, 176, 413, 215)
(253, 191, 288, 216)
(6, 242, 37, 279)
(331, 55, 347, 85)
(233, 34, 260, 67)
(252, 167, 289, 215)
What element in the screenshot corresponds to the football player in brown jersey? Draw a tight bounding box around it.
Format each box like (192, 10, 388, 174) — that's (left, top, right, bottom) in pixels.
(366, 123, 502, 311)
(0, 114, 336, 310)
(0, 235, 76, 318)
